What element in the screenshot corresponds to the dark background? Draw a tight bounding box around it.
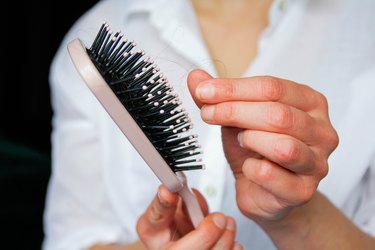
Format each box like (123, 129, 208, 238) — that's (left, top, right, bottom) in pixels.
(0, 1, 98, 249)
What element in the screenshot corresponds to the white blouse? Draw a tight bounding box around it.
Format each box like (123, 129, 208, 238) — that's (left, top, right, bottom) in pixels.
(43, 0, 375, 249)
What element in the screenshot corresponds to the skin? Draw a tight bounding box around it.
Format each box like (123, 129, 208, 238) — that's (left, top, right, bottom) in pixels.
(188, 71, 339, 221)
(136, 186, 241, 250)
(191, 0, 273, 77)
(91, 186, 242, 250)
(187, 69, 375, 249)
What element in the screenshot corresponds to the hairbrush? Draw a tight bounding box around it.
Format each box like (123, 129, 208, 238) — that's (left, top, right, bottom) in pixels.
(67, 22, 204, 227)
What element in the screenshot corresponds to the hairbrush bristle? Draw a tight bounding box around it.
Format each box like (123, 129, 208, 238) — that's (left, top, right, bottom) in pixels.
(86, 22, 204, 172)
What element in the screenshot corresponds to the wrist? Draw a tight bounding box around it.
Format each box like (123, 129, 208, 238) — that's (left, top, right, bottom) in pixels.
(255, 193, 319, 250)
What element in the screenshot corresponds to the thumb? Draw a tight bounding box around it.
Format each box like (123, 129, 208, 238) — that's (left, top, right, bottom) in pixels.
(171, 213, 228, 250)
(136, 185, 179, 244)
(187, 69, 213, 108)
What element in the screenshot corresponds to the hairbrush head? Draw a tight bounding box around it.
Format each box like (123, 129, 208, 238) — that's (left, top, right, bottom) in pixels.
(68, 21, 205, 184)
(87, 21, 204, 172)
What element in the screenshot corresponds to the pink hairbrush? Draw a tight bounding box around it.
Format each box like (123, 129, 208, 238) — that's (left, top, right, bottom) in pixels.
(67, 22, 204, 227)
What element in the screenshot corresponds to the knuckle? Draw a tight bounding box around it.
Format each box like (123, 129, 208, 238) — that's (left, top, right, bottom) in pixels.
(326, 128, 339, 152)
(260, 76, 283, 100)
(298, 179, 316, 204)
(219, 102, 238, 123)
(274, 139, 300, 164)
(267, 103, 294, 129)
(136, 216, 148, 240)
(312, 153, 329, 179)
(221, 79, 236, 99)
(315, 91, 328, 110)
(318, 123, 339, 154)
(254, 161, 273, 182)
(318, 160, 329, 179)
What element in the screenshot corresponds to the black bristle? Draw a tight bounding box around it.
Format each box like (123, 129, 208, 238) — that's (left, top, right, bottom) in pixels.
(86, 22, 204, 172)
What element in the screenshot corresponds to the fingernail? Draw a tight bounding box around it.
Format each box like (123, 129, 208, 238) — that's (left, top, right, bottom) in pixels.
(150, 205, 162, 221)
(226, 217, 236, 231)
(196, 83, 215, 100)
(232, 242, 243, 250)
(237, 132, 244, 148)
(212, 214, 226, 229)
(157, 188, 171, 207)
(201, 105, 215, 121)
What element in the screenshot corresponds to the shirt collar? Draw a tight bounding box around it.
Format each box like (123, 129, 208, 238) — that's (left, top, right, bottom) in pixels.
(121, 0, 298, 76)
(151, 0, 218, 75)
(121, 0, 216, 75)
(263, 0, 297, 37)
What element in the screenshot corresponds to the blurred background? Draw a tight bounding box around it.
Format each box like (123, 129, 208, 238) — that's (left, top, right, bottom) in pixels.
(0, 1, 98, 249)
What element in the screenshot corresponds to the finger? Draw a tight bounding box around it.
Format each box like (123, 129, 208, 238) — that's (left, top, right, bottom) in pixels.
(175, 199, 195, 235)
(233, 242, 244, 250)
(187, 69, 214, 108)
(242, 157, 318, 205)
(171, 213, 228, 250)
(238, 130, 317, 174)
(192, 188, 209, 216)
(212, 216, 237, 250)
(201, 101, 317, 145)
(137, 185, 179, 237)
(175, 189, 209, 236)
(194, 76, 327, 113)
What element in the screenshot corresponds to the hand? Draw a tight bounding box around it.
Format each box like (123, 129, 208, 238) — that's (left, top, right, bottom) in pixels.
(136, 185, 242, 250)
(187, 69, 339, 224)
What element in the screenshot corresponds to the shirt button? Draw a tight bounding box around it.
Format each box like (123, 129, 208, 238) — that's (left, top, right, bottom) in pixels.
(279, 0, 286, 11)
(204, 186, 217, 198)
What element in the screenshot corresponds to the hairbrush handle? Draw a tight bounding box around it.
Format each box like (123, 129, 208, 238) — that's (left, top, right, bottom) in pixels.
(177, 172, 204, 228)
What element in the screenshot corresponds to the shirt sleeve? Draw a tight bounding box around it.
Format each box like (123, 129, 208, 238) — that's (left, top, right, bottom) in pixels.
(42, 1, 151, 248)
(42, 30, 127, 250)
